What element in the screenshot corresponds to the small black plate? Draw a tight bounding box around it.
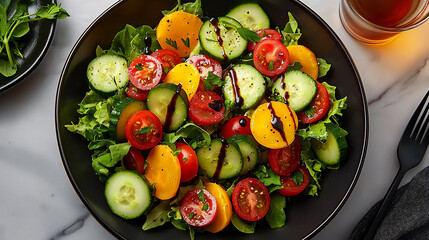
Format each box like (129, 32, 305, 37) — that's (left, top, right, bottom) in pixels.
(56, 0, 369, 239)
(0, 0, 57, 93)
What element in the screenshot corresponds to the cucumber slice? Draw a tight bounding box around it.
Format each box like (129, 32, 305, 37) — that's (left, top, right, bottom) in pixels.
(199, 16, 247, 61)
(197, 139, 243, 180)
(273, 70, 317, 111)
(146, 83, 188, 132)
(226, 3, 270, 31)
(227, 135, 259, 175)
(110, 97, 146, 141)
(311, 123, 348, 166)
(223, 64, 266, 110)
(87, 54, 129, 94)
(105, 170, 151, 219)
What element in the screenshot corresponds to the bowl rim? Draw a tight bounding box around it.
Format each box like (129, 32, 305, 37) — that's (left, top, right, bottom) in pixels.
(55, 0, 369, 239)
(0, 0, 58, 93)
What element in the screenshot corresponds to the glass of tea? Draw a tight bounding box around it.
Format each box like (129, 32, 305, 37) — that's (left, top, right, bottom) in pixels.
(339, 0, 429, 44)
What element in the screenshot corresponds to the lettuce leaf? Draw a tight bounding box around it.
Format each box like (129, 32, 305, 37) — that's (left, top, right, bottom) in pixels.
(265, 193, 287, 229)
(278, 12, 301, 46)
(162, 0, 203, 16)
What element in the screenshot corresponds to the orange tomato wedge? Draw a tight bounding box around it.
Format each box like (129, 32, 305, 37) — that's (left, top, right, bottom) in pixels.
(115, 101, 146, 141)
(204, 182, 232, 233)
(287, 45, 318, 80)
(164, 62, 200, 100)
(250, 101, 298, 149)
(156, 11, 203, 57)
(144, 145, 181, 200)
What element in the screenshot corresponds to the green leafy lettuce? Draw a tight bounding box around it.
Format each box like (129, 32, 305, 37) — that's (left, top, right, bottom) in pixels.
(278, 12, 301, 46)
(162, 0, 203, 17)
(0, 1, 69, 76)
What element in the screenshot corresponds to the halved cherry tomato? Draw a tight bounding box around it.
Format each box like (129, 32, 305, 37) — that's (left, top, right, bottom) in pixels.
(125, 84, 149, 101)
(122, 147, 145, 175)
(232, 178, 270, 221)
(151, 49, 182, 80)
(176, 142, 198, 183)
(277, 165, 310, 196)
(247, 29, 282, 52)
(180, 189, 218, 227)
(185, 54, 222, 91)
(253, 39, 289, 76)
(188, 90, 225, 126)
(125, 110, 163, 150)
(297, 81, 331, 124)
(220, 116, 252, 139)
(269, 137, 302, 176)
(128, 55, 163, 90)
(204, 182, 232, 233)
(145, 145, 181, 200)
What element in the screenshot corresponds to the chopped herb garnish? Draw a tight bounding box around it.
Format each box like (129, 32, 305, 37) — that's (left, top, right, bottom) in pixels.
(203, 72, 224, 91)
(305, 107, 317, 118)
(183, 157, 188, 163)
(202, 203, 209, 211)
(197, 190, 205, 203)
(237, 28, 260, 42)
(188, 212, 194, 219)
(292, 172, 304, 185)
(173, 149, 182, 156)
(181, 37, 190, 47)
(205, 38, 218, 42)
(268, 60, 274, 71)
(135, 63, 144, 70)
(164, 67, 169, 74)
(166, 38, 178, 49)
(135, 126, 153, 134)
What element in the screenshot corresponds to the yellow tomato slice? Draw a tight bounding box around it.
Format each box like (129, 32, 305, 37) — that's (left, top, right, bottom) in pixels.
(116, 101, 146, 141)
(164, 62, 200, 100)
(250, 101, 298, 149)
(144, 145, 181, 200)
(287, 45, 318, 80)
(156, 11, 203, 57)
(204, 182, 232, 233)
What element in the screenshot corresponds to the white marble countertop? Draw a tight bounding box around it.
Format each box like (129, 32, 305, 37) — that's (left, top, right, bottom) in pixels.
(0, 0, 428, 239)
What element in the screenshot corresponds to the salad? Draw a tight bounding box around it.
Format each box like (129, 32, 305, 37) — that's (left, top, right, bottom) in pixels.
(66, 0, 348, 238)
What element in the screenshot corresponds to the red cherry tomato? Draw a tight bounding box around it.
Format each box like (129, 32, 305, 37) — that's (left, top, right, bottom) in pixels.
(125, 110, 163, 150)
(232, 178, 270, 221)
(277, 166, 310, 196)
(125, 84, 149, 101)
(188, 90, 225, 126)
(220, 116, 252, 139)
(122, 147, 145, 175)
(186, 54, 222, 91)
(297, 81, 331, 124)
(151, 49, 182, 79)
(247, 29, 282, 52)
(128, 55, 163, 90)
(269, 137, 302, 176)
(253, 39, 289, 76)
(180, 189, 218, 227)
(176, 142, 198, 183)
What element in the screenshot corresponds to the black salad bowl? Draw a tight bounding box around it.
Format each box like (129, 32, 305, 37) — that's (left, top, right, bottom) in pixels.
(0, 0, 57, 93)
(55, 0, 368, 239)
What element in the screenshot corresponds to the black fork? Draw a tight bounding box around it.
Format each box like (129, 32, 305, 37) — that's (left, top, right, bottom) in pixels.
(363, 90, 429, 240)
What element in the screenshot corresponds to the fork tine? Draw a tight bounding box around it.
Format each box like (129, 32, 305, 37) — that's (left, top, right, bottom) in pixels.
(410, 91, 429, 143)
(421, 120, 429, 144)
